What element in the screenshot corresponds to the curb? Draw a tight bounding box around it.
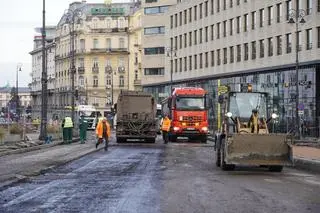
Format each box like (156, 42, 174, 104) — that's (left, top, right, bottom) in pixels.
(0, 145, 104, 189)
(0, 138, 80, 157)
(293, 157, 320, 174)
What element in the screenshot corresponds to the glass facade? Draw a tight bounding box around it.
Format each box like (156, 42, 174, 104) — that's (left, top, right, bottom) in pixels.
(144, 64, 320, 137)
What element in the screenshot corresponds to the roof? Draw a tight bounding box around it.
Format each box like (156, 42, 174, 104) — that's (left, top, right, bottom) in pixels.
(173, 87, 207, 96)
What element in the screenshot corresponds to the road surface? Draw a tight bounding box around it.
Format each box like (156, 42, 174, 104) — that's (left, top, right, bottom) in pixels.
(0, 137, 319, 213)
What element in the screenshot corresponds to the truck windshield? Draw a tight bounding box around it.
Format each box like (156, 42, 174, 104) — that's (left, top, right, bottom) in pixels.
(229, 93, 267, 119)
(175, 97, 205, 110)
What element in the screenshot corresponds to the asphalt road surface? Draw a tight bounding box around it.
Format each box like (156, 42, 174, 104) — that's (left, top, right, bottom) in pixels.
(0, 137, 319, 213)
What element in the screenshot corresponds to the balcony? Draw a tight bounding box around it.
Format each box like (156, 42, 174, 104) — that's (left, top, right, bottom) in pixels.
(134, 79, 141, 86)
(92, 66, 99, 73)
(90, 48, 129, 53)
(78, 67, 85, 74)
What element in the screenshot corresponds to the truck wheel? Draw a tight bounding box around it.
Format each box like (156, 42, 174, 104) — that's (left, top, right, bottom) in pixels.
(215, 148, 221, 167)
(268, 166, 283, 172)
(220, 139, 235, 171)
(116, 137, 125, 143)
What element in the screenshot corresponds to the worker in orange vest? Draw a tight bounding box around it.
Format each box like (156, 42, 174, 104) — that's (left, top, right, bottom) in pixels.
(95, 117, 111, 151)
(161, 114, 171, 144)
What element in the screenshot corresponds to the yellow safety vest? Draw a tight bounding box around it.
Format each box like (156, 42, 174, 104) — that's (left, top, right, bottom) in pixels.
(64, 117, 73, 128)
(161, 117, 171, 132)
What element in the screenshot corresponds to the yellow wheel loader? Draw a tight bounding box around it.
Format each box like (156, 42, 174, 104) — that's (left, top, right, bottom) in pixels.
(214, 91, 293, 172)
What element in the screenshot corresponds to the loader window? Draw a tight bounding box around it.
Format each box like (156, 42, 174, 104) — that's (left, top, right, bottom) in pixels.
(229, 93, 267, 119)
(175, 96, 205, 110)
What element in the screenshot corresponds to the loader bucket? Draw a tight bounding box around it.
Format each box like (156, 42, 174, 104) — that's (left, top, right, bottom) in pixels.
(226, 134, 292, 166)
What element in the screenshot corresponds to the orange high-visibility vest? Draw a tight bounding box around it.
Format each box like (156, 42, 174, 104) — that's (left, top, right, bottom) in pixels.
(161, 117, 171, 132)
(96, 120, 111, 138)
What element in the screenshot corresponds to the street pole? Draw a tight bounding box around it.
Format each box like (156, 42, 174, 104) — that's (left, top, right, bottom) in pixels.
(16, 63, 22, 120)
(166, 47, 177, 95)
(288, 9, 306, 140)
(39, 0, 47, 140)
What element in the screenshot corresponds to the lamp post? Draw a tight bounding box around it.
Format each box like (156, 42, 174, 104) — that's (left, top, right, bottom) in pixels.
(16, 63, 22, 119)
(166, 47, 177, 94)
(65, 6, 84, 125)
(288, 9, 306, 139)
(106, 65, 114, 108)
(39, 0, 47, 140)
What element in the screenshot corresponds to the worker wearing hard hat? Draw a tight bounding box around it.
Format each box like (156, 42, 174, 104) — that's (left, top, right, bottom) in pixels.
(95, 117, 111, 151)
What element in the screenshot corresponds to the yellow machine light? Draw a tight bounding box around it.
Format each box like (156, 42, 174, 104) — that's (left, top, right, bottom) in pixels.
(182, 122, 187, 126)
(247, 84, 252, 92)
(195, 122, 200, 126)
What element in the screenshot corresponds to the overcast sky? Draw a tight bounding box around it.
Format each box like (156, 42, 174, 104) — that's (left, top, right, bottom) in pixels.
(0, 0, 129, 87)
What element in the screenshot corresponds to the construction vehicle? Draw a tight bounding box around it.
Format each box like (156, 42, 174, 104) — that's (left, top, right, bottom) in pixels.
(115, 90, 157, 143)
(214, 89, 292, 172)
(161, 87, 209, 143)
(64, 105, 99, 130)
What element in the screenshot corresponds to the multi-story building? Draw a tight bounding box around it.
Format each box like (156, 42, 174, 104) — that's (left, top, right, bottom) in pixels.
(140, 0, 177, 92)
(55, 1, 135, 114)
(0, 86, 31, 109)
(144, 0, 320, 137)
(29, 26, 56, 118)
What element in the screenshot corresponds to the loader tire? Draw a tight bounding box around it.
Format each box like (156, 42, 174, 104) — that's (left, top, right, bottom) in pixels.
(215, 148, 221, 167)
(268, 166, 283, 172)
(170, 135, 177, 142)
(220, 139, 235, 171)
(116, 137, 126, 143)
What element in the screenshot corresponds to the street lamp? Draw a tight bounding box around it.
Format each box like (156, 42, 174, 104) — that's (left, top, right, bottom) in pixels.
(16, 63, 22, 119)
(65, 6, 84, 125)
(166, 47, 177, 94)
(106, 65, 115, 108)
(288, 9, 306, 140)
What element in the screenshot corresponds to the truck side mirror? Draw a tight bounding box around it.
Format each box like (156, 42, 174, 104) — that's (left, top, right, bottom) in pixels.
(168, 97, 172, 108)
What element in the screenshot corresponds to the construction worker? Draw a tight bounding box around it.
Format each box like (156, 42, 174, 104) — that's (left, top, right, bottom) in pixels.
(248, 109, 259, 133)
(62, 116, 73, 144)
(95, 117, 111, 151)
(161, 114, 171, 144)
(79, 115, 88, 144)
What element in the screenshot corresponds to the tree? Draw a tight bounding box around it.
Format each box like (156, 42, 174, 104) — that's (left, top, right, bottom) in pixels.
(8, 87, 21, 116)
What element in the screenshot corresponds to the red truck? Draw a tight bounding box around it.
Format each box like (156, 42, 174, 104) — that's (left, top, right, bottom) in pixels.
(161, 87, 209, 143)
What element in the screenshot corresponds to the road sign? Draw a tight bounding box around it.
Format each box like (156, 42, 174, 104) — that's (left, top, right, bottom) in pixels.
(218, 85, 228, 94)
(298, 110, 304, 116)
(298, 103, 304, 110)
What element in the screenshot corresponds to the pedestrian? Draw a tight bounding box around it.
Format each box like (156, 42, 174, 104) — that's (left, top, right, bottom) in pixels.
(62, 116, 73, 144)
(161, 114, 171, 144)
(79, 115, 88, 144)
(95, 117, 111, 151)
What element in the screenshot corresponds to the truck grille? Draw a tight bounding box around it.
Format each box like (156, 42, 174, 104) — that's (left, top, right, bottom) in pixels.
(182, 116, 202, 122)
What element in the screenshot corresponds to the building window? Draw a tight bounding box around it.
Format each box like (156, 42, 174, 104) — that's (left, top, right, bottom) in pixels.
(244, 43, 249, 60)
(80, 39, 85, 51)
(144, 26, 165, 35)
(286, 0, 292, 20)
(259, 9, 264, 27)
(106, 38, 111, 49)
(211, 0, 214, 14)
(276, 3, 282, 23)
(179, 35, 183, 48)
(144, 47, 165, 55)
(230, 18, 234, 35)
(205, 26, 208, 42)
(230, 46, 234, 63)
(217, 49, 221, 65)
(306, 29, 312, 50)
(174, 14, 178, 27)
(174, 36, 178, 48)
(211, 24, 214, 40)
(175, 59, 178, 72)
(251, 11, 256, 30)
(119, 38, 125, 48)
(230, 0, 233, 8)
(78, 58, 84, 67)
(286, 33, 292, 53)
(268, 37, 273, 56)
(194, 55, 197, 69)
(211, 50, 215, 66)
(237, 0, 240, 5)
(93, 38, 99, 49)
(199, 53, 203, 68)
(205, 1, 208, 17)
(106, 75, 111, 85)
(318, 27, 320, 48)
(179, 12, 182, 26)
(205, 52, 208, 67)
(189, 56, 192, 70)
(189, 32, 192, 46)
(217, 22, 220, 39)
(223, 21, 227, 37)
(236, 16, 240, 33)
(179, 58, 182, 72)
(297, 31, 302, 51)
(119, 75, 124, 87)
(79, 76, 84, 86)
(251, 41, 256, 59)
(144, 67, 164, 75)
(199, 3, 203, 19)
(93, 76, 98, 87)
(194, 5, 197, 21)
(223, 0, 226, 10)
(199, 28, 203, 43)
(189, 8, 192, 22)
(184, 33, 187, 47)
(268, 6, 273, 25)
(144, 6, 168, 15)
(194, 30, 197, 45)
(277, 35, 282, 55)
(170, 15, 173, 28)
(259, 39, 265, 57)
(184, 57, 187, 71)
(217, 0, 220, 12)
(236, 45, 241, 62)
(244, 14, 248, 32)
(184, 10, 187, 24)
(223, 48, 227, 64)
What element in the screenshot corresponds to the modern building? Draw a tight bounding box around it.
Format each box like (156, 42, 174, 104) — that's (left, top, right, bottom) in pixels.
(140, 0, 177, 90)
(54, 1, 137, 114)
(143, 0, 320, 137)
(29, 26, 56, 118)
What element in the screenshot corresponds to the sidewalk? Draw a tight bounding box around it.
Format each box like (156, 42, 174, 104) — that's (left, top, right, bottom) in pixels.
(0, 140, 104, 188)
(292, 145, 320, 173)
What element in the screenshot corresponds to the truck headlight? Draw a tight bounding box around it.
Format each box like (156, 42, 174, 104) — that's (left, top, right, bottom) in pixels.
(173, 127, 180, 131)
(201, 127, 208, 132)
